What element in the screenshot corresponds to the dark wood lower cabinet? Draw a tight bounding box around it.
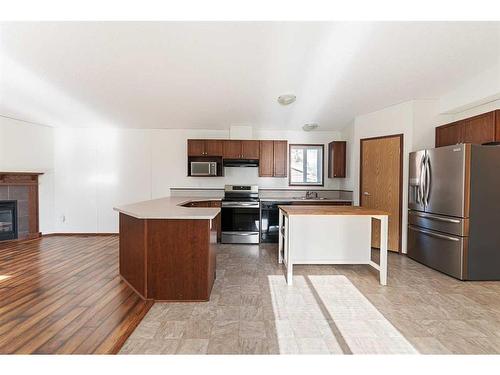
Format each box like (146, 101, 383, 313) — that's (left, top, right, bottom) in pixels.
(181, 200, 221, 242)
(119, 213, 216, 301)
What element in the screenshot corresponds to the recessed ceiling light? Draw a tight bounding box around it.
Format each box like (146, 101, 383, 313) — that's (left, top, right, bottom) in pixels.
(277, 94, 296, 106)
(302, 123, 319, 132)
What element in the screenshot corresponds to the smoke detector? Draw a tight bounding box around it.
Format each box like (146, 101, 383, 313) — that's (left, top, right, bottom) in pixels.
(302, 123, 319, 132)
(277, 94, 296, 106)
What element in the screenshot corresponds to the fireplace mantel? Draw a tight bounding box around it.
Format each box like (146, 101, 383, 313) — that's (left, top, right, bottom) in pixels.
(0, 172, 44, 241)
(0, 172, 43, 185)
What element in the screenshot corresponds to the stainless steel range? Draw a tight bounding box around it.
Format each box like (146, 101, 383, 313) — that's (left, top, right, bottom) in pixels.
(221, 185, 260, 244)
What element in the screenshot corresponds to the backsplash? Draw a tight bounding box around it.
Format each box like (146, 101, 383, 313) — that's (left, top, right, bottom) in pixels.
(170, 187, 353, 201)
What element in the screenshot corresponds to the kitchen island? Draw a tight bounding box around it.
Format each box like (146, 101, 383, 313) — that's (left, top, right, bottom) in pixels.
(113, 197, 220, 301)
(278, 205, 389, 285)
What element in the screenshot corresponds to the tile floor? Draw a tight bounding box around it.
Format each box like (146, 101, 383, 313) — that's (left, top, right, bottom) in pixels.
(120, 243, 500, 354)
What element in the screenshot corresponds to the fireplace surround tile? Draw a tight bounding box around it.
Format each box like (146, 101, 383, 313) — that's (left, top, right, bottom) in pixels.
(8, 186, 29, 200)
(0, 186, 7, 200)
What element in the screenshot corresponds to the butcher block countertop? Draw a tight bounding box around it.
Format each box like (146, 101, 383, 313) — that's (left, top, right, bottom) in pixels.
(113, 197, 220, 220)
(278, 205, 389, 216)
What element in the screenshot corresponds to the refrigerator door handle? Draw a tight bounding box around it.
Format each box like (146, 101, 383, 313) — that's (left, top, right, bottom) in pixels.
(418, 155, 426, 204)
(424, 155, 431, 206)
(409, 226, 460, 242)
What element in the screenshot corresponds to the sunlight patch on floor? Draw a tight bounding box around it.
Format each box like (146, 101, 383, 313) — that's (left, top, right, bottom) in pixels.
(267, 274, 418, 354)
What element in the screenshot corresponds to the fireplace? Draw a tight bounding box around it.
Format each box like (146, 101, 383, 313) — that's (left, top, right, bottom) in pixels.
(0, 201, 17, 241)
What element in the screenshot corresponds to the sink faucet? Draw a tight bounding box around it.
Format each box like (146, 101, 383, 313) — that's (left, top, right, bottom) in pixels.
(305, 191, 318, 199)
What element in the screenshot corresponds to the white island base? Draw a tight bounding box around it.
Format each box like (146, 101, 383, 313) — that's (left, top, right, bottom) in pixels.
(278, 206, 389, 286)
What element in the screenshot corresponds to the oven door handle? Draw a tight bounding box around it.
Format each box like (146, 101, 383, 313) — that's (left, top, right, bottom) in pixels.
(221, 202, 260, 208)
(222, 231, 257, 236)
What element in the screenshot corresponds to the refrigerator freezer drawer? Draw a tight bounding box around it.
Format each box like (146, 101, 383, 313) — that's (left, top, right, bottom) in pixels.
(408, 210, 468, 237)
(407, 225, 465, 280)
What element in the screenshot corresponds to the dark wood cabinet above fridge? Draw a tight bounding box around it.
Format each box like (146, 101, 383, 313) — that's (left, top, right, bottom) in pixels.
(435, 110, 500, 147)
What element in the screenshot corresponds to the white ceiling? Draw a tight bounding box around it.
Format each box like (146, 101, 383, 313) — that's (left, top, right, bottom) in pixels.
(1, 22, 499, 130)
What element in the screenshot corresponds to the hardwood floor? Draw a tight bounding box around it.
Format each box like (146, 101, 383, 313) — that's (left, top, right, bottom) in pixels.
(0, 235, 152, 354)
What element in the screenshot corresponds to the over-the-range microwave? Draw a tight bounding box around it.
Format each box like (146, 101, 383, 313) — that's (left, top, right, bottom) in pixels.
(190, 161, 217, 176)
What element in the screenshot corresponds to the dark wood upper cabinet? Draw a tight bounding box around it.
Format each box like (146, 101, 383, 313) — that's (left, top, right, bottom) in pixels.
(222, 140, 259, 159)
(204, 140, 223, 156)
(258, 140, 287, 177)
(464, 111, 496, 145)
(187, 139, 206, 156)
(328, 141, 346, 178)
(241, 140, 260, 159)
(435, 121, 465, 147)
(223, 140, 242, 158)
(435, 110, 500, 148)
(273, 140, 287, 177)
(188, 139, 223, 156)
(187, 138, 287, 177)
(259, 141, 274, 177)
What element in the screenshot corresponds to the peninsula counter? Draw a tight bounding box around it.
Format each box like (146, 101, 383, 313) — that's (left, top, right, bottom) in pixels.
(113, 197, 220, 301)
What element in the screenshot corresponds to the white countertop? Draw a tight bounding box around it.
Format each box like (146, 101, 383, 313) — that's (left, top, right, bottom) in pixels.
(113, 197, 220, 220)
(114, 196, 352, 220)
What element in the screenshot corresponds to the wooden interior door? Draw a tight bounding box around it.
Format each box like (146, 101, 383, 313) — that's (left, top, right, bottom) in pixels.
(360, 135, 402, 252)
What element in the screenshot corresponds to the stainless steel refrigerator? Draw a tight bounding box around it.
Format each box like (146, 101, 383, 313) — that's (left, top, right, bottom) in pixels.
(408, 143, 500, 280)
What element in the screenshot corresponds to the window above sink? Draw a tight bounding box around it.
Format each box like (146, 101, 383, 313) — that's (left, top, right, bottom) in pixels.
(289, 144, 324, 186)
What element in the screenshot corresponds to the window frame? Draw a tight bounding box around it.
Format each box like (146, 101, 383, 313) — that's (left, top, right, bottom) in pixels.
(288, 144, 325, 186)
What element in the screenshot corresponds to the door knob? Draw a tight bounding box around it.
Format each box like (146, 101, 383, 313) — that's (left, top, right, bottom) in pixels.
(363, 192, 371, 196)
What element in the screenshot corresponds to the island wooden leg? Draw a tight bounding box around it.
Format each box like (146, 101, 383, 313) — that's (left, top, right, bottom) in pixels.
(379, 215, 388, 285)
(285, 216, 293, 286)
